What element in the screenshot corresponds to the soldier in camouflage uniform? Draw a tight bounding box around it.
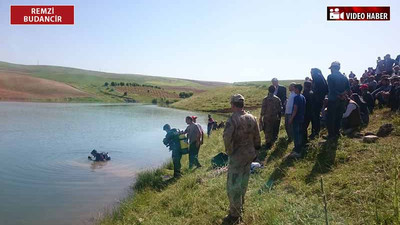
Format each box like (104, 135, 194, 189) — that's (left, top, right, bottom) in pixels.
(223, 94, 261, 224)
(260, 85, 282, 149)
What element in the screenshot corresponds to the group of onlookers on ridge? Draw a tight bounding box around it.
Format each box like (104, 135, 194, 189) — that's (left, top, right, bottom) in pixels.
(162, 53, 400, 225)
(260, 54, 400, 159)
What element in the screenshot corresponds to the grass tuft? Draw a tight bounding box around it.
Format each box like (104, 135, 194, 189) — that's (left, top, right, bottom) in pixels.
(133, 168, 167, 192)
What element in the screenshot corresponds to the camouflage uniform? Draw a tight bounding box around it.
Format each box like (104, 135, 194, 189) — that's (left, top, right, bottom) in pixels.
(260, 93, 282, 145)
(223, 94, 261, 218)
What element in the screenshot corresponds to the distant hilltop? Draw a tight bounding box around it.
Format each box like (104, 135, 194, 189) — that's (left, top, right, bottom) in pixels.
(0, 61, 228, 103)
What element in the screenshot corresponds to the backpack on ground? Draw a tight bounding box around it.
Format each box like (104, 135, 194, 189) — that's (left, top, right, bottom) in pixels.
(211, 152, 229, 168)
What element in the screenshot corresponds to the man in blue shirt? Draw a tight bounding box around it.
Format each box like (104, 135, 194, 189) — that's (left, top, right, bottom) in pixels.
(289, 84, 306, 158)
(326, 61, 350, 139)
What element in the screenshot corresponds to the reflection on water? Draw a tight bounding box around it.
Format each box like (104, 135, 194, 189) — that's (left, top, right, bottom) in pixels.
(0, 102, 207, 225)
(90, 161, 109, 171)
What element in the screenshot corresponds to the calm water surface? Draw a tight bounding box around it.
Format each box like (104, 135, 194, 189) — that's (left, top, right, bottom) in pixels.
(0, 102, 207, 225)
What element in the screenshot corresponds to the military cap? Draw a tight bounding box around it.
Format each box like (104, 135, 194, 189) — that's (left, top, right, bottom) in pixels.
(230, 94, 245, 103)
(329, 61, 341, 69)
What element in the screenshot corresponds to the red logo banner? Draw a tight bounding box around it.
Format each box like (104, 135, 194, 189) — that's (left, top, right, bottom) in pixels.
(327, 6, 390, 21)
(10, 5, 74, 25)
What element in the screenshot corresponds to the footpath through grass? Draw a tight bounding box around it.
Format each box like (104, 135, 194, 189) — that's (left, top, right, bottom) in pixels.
(99, 108, 400, 225)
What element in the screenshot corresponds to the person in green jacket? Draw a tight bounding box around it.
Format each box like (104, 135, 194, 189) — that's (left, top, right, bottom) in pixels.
(163, 124, 182, 178)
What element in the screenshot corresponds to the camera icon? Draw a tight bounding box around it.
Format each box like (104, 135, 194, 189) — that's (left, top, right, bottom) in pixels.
(330, 8, 344, 20)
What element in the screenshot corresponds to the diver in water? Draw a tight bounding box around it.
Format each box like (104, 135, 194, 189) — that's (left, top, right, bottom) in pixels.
(88, 149, 111, 161)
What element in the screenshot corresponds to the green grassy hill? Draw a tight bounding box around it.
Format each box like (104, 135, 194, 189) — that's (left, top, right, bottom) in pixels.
(172, 85, 268, 112)
(0, 61, 228, 103)
(99, 107, 400, 225)
(171, 80, 303, 112)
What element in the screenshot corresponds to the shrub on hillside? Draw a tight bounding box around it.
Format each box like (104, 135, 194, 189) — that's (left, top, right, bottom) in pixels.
(179, 92, 193, 98)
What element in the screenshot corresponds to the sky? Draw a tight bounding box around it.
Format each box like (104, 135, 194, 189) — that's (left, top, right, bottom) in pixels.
(0, 0, 399, 82)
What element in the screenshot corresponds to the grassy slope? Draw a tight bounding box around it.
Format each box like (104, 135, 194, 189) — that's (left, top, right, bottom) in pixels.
(0, 61, 227, 103)
(172, 85, 268, 112)
(172, 81, 303, 112)
(99, 103, 400, 225)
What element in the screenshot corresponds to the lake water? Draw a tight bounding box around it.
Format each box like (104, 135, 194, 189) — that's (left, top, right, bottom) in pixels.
(0, 102, 208, 225)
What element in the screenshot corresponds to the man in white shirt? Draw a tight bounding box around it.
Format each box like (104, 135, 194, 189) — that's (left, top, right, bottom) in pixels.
(285, 83, 296, 141)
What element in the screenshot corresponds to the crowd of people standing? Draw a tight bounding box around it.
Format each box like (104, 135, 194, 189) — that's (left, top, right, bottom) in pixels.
(260, 54, 400, 158)
(162, 53, 400, 225)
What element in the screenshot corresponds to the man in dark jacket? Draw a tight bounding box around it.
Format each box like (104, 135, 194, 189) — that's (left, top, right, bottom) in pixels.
(360, 84, 374, 114)
(396, 55, 400, 65)
(389, 75, 400, 112)
(351, 78, 361, 95)
(367, 75, 378, 92)
(302, 81, 314, 145)
(326, 61, 350, 139)
(383, 54, 396, 75)
(372, 77, 392, 108)
(163, 124, 183, 178)
(310, 68, 328, 139)
(351, 93, 369, 126)
(207, 114, 215, 137)
(272, 78, 287, 114)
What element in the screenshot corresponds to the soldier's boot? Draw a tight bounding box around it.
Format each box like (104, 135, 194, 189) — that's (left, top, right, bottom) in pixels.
(196, 159, 202, 168)
(222, 214, 241, 225)
(173, 172, 182, 179)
